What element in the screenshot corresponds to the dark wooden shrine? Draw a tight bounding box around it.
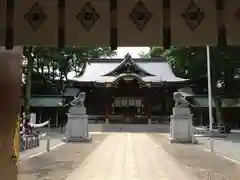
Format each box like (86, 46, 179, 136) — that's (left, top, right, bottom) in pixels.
(68, 54, 188, 123)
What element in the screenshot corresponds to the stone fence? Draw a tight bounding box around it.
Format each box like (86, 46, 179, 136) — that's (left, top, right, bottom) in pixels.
(20, 133, 40, 152)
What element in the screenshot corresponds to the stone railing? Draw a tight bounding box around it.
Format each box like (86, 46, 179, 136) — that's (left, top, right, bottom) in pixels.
(20, 120, 50, 151)
(20, 132, 40, 151)
(194, 126, 227, 138)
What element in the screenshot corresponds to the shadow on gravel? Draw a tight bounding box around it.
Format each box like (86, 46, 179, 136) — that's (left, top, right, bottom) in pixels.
(151, 134, 240, 180)
(18, 134, 107, 180)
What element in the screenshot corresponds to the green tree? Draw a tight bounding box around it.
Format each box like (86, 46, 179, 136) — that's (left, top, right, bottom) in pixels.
(149, 47, 165, 57)
(138, 47, 165, 58)
(22, 46, 116, 121)
(138, 51, 150, 58)
(148, 46, 240, 127)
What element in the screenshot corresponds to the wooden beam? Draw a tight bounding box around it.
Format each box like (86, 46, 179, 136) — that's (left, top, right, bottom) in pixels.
(216, 0, 226, 47)
(5, 0, 14, 49)
(58, 0, 65, 49)
(163, 0, 170, 49)
(110, 0, 117, 50)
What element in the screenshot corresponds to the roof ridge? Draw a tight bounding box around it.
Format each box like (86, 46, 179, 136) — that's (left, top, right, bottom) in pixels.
(102, 55, 155, 76)
(88, 57, 168, 63)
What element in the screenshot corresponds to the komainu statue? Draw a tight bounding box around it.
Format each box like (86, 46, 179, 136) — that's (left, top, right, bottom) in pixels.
(71, 92, 86, 106)
(173, 92, 189, 108)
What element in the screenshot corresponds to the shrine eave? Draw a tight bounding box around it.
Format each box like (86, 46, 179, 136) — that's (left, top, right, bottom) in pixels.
(67, 56, 188, 85)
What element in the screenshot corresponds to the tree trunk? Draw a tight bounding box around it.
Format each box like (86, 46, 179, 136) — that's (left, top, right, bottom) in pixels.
(52, 63, 56, 92)
(215, 97, 224, 125)
(60, 72, 64, 92)
(24, 47, 33, 122)
(40, 66, 44, 76)
(36, 58, 40, 73)
(47, 64, 50, 79)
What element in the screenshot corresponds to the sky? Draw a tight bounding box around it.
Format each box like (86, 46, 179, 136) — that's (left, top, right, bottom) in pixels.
(114, 47, 150, 58)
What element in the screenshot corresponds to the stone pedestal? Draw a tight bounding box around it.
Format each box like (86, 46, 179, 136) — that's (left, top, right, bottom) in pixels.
(63, 104, 91, 142)
(170, 107, 195, 143)
(105, 117, 109, 124)
(148, 118, 152, 124)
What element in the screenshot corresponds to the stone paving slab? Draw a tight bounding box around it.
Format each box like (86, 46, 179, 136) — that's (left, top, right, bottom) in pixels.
(197, 133, 240, 163)
(20, 138, 63, 160)
(66, 133, 192, 180)
(18, 134, 107, 180)
(150, 133, 240, 180)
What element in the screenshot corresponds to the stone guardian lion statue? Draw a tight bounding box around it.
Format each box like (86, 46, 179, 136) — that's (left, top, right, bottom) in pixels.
(173, 92, 189, 108)
(71, 92, 86, 106)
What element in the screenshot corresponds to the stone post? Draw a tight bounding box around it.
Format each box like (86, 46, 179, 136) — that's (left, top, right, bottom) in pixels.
(148, 117, 152, 124)
(0, 47, 22, 180)
(105, 117, 109, 124)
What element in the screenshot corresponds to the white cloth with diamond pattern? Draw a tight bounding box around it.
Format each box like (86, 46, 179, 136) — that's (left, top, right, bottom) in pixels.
(225, 0, 240, 45)
(65, 0, 110, 46)
(171, 0, 218, 46)
(118, 0, 163, 46)
(14, 0, 58, 46)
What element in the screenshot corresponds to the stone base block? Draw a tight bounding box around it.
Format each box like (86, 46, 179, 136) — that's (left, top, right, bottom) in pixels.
(169, 137, 198, 144)
(172, 107, 190, 115)
(62, 136, 92, 143)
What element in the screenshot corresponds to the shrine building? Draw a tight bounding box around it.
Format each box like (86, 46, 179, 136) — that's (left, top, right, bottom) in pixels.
(67, 54, 187, 124)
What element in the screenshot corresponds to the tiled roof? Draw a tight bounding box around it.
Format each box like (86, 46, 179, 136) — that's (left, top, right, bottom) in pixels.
(179, 89, 240, 107)
(67, 56, 187, 83)
(30, 96, 63, 107)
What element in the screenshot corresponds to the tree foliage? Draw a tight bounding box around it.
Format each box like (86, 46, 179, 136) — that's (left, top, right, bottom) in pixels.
(22, 46, 116, 120)
(147, 46, 240, 125)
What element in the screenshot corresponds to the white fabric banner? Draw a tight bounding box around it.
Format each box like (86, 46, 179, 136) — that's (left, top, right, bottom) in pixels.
(118, 0, 162, 46)
(171, 0, 217, 46)
(14, 0, 58, 46)
(225, 0, 240, 45)
(65, 0, 110, 46)
(30, 113, 36, 124)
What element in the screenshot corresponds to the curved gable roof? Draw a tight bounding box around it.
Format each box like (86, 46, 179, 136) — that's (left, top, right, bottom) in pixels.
(103, 54, 154, 76)
(67, 56, 187, 83)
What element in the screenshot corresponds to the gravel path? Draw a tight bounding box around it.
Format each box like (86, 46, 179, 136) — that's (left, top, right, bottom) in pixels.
(150, 134, 240, 180)
(18, 134, 107, 180)
(66, 133, 191, 180)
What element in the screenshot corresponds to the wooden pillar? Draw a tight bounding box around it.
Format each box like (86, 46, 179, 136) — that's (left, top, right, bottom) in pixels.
(105, 106, 109, 124)
(105, 95, 109, 124)
(165, 97, 171, 115)
(39, 109, 42, 123)
(146, 100, 151, 124)
(200, 109, 203, 126)
(56, 111, 59, 127)
(0, 47, 21, 180)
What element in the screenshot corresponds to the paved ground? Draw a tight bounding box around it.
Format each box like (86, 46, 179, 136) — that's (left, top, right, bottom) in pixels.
(18, 134, 107, 180)
(151, 133, 240, 180)
(66, 133, 192, 180)
(18, 126, 240, 180)
(196, 131, 240, 163)
(20, 133, 65, 160)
